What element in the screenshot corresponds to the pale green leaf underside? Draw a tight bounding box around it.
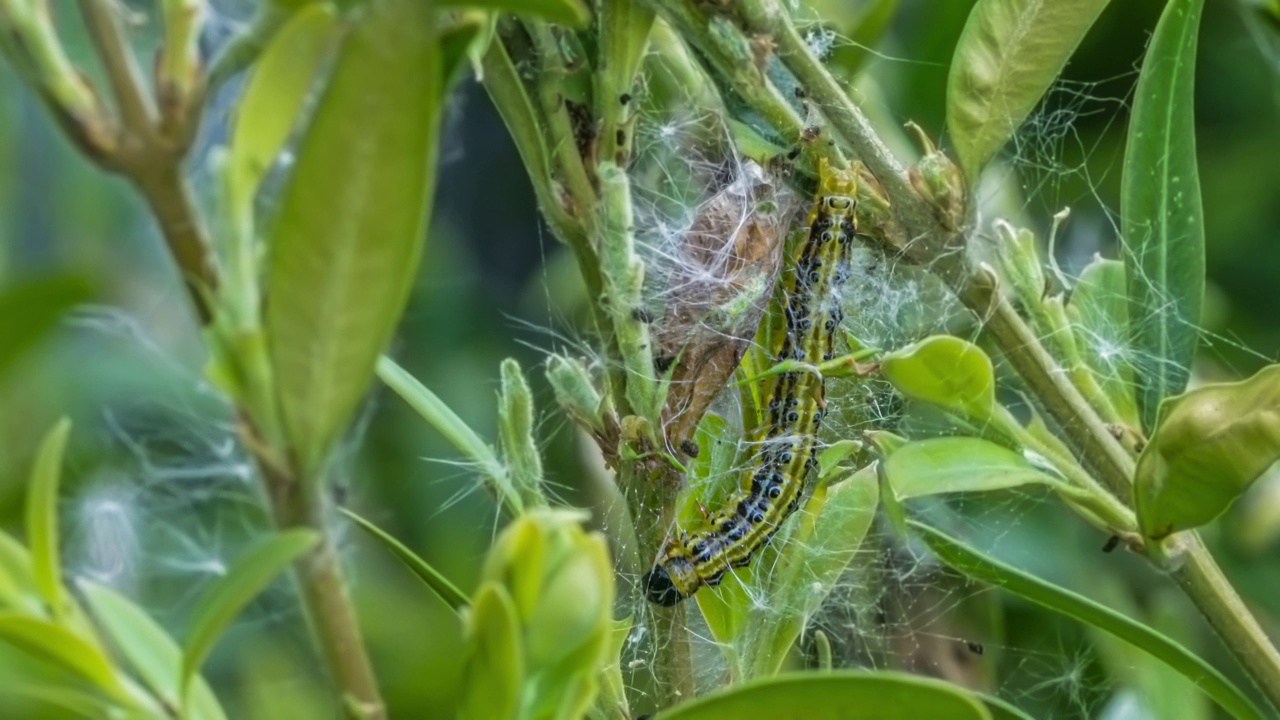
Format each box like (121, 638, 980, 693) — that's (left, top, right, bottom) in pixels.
(947, 0, 1110, 176)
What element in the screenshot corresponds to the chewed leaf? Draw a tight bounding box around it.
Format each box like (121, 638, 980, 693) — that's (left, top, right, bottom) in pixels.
(655, 671, 992, 720)
(1121, 0, 1207, 432)
(1136, 365, 1280, 540)
(885, 437, 1067, 500)
(880, 336, 995, 422)
(910, 521, 1266, 720)
(947, 0, 1110, 176)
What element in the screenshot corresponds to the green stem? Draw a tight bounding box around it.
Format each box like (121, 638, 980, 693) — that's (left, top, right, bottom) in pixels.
(735, 0, 926, 225)
(78, 0, 155, 133)
(76, 0, 218, 325)
(623, 456, 694, 709)
(76, 3, 384, 712)
(250, 423, 385, 720)
(1172, 534, 1280, 711)
(958, 277, 1136, 503)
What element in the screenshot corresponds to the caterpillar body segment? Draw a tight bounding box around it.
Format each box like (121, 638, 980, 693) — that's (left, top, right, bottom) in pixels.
(643, 163, 857, 606)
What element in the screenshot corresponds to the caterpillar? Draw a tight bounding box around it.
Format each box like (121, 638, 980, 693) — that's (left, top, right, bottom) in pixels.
(643, 160, 857, 606)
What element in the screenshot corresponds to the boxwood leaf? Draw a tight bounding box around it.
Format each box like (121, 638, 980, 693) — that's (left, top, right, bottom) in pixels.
(947, 0, 1110, 176)
(1136, 364, 1280, 540)
(266, 0, 446, 477)
(1121, 0, 1207, 432)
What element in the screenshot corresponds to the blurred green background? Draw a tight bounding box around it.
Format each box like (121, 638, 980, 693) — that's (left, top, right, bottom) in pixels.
(1, 1, 1278, 718)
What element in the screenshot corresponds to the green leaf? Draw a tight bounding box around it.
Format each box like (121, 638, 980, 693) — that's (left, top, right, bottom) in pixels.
(0, 685, 117, 719)
(947, 0, 1110, 176)
(655, 671, 992, 720)
(1066, 258, 1139, 428)
(460, 583, 524, 720)
(1120, 0, 1206, 433)
(980, 694, 1035, 720)
(79, 581, 228, 720)
(180, 530, 318, 693)
(433, 0, 588, 26)
(377, 356, 517, 510)
(884, 437, 1067, 500)
(266, 0, 446, 477)
(227, 1, 339, 226)
(749, 468, 879, 678)
(340, 507, 469, 612)
(0, 531, 35, 604)
(880, 336, 995, 422)
(1135, 365, 1280, 540)
(0, 275, 92, 378)
(26, 418, 71, 615)
(910, 521, 1266, 720)
(0, 614, 124, 697)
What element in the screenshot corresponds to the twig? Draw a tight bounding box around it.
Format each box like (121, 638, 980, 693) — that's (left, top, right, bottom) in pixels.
(76, 0, 217, 324)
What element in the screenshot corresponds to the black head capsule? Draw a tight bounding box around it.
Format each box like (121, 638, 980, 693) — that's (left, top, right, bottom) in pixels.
(642, 565, 685, 606)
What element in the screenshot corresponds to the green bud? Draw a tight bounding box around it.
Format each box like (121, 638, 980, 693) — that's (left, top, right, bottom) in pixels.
(546, 355, 605, 434)
(906, 122, 967, 231)
(467, 509, 616, 719)
(499, 358, 546, 508)
(992, 220, 1046, 309)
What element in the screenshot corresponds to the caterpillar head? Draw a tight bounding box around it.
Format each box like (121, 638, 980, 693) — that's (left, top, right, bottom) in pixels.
(642, 554, 699, 606)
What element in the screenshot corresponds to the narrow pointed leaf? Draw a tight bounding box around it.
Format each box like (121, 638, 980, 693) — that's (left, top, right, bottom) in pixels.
(1121, 0, 1207, 432)
(0, 615, 123, 696)
(266, 0, 445, 476)
(655, 671, 992, 720)
(340, 507, 469, 611)
(227, 2, 339, 225)
(947, 0, 1111, 176)
(26, 418, 71, 614)
(377, 356, 516, 509)
(180, 530, 318, 692)
(0, 685, 116, 718)
(80, 581, 227, 720)
(1136, 364, 1280, 539)
(910, 521, 1265, 720)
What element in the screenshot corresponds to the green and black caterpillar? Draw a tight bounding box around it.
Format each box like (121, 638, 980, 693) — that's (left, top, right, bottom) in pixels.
(643, 161, 857, 606)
